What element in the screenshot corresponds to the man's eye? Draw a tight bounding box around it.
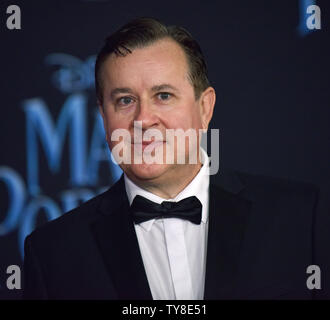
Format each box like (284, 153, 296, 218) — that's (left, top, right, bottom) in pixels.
(118, 96, 133, 105)
(157, 92, 172, 101)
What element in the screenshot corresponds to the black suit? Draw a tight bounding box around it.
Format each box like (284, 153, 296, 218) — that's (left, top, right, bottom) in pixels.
(23, 170, 328, 299)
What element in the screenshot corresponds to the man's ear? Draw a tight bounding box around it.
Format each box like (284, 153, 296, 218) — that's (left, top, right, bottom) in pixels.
(199, 86, 216, 130)
(98, 100, 104, 117)
(98, 102, 109, 142)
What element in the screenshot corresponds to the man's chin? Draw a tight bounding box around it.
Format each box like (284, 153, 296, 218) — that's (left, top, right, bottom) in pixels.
(122, 163, 171, 182)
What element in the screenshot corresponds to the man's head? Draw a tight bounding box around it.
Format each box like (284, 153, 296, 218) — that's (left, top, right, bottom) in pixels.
(95, 17, 211, 104)
(96, 17, 216, 197)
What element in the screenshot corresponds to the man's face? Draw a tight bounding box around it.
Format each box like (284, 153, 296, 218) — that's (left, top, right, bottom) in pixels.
(99, 38, 215, 188)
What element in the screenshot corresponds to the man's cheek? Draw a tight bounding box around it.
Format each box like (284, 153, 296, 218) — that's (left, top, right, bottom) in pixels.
(109, 138, 124, 151)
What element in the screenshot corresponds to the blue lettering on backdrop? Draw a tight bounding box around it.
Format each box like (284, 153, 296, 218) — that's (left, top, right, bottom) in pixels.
(23, 94, 88, 195)
(0, 167, 26, 236)
(0, 53, 122, 258)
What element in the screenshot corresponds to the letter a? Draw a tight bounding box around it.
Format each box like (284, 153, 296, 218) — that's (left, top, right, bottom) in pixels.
(306, 265, 321, 290)
(6, 5, 21, 30)
(306, 5, 321, 30)
(6, 265, 21, 290)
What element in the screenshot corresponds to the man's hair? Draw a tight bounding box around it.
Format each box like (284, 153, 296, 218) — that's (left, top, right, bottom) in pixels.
(95, 17, 210, 104)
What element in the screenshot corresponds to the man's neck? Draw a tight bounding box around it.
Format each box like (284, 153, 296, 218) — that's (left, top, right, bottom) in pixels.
(126, 163, 203, 200)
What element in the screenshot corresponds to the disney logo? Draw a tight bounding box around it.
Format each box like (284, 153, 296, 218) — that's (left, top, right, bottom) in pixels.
(45, 53, 96, 93)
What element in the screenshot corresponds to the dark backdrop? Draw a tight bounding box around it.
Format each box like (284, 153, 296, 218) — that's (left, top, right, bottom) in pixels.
(0, 0, 329, 299)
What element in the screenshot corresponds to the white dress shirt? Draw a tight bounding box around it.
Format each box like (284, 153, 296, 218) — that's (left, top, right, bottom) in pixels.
(124, 149, 210, 300)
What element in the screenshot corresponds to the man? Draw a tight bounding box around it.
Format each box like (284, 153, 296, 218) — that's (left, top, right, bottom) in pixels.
(23, 17, 328, 299)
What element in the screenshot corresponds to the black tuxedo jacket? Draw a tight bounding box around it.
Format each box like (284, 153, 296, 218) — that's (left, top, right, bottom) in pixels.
(23, 170, 328, 299)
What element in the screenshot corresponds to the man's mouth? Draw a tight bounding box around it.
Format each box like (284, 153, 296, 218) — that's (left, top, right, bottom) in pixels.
(132, 140, 165, 151)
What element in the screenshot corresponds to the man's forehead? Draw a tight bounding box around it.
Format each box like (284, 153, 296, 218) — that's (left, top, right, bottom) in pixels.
(103, 38, 188, 75)
(101, 40, 191, 94)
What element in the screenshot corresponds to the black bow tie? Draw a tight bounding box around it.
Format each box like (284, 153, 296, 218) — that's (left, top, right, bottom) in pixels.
(130, 195, 202, 225)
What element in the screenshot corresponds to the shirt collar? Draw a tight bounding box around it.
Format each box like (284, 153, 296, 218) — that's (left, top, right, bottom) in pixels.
(124, 148, 210, 231)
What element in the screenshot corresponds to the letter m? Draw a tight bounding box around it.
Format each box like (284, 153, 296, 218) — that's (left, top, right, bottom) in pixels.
(23, 94, 87, 195)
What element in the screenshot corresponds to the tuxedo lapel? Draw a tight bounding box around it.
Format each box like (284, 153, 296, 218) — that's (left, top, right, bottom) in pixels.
(204, 172, 252, 299)
(90, 176, 152, 299)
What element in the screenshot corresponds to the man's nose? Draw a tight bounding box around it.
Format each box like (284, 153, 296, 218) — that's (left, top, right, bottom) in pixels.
(134, 99, 159, 129)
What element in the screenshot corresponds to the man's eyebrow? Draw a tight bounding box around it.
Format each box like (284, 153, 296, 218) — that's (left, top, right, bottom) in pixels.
(110, 87, 133, 99)
(151, 84, 179, 92)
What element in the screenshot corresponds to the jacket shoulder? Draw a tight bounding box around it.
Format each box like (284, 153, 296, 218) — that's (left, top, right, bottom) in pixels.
(236, 170, 319, 196)
(232, 170, 319, 220)
(25, 176, 125, 245)
(212, 169, 319, 215)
